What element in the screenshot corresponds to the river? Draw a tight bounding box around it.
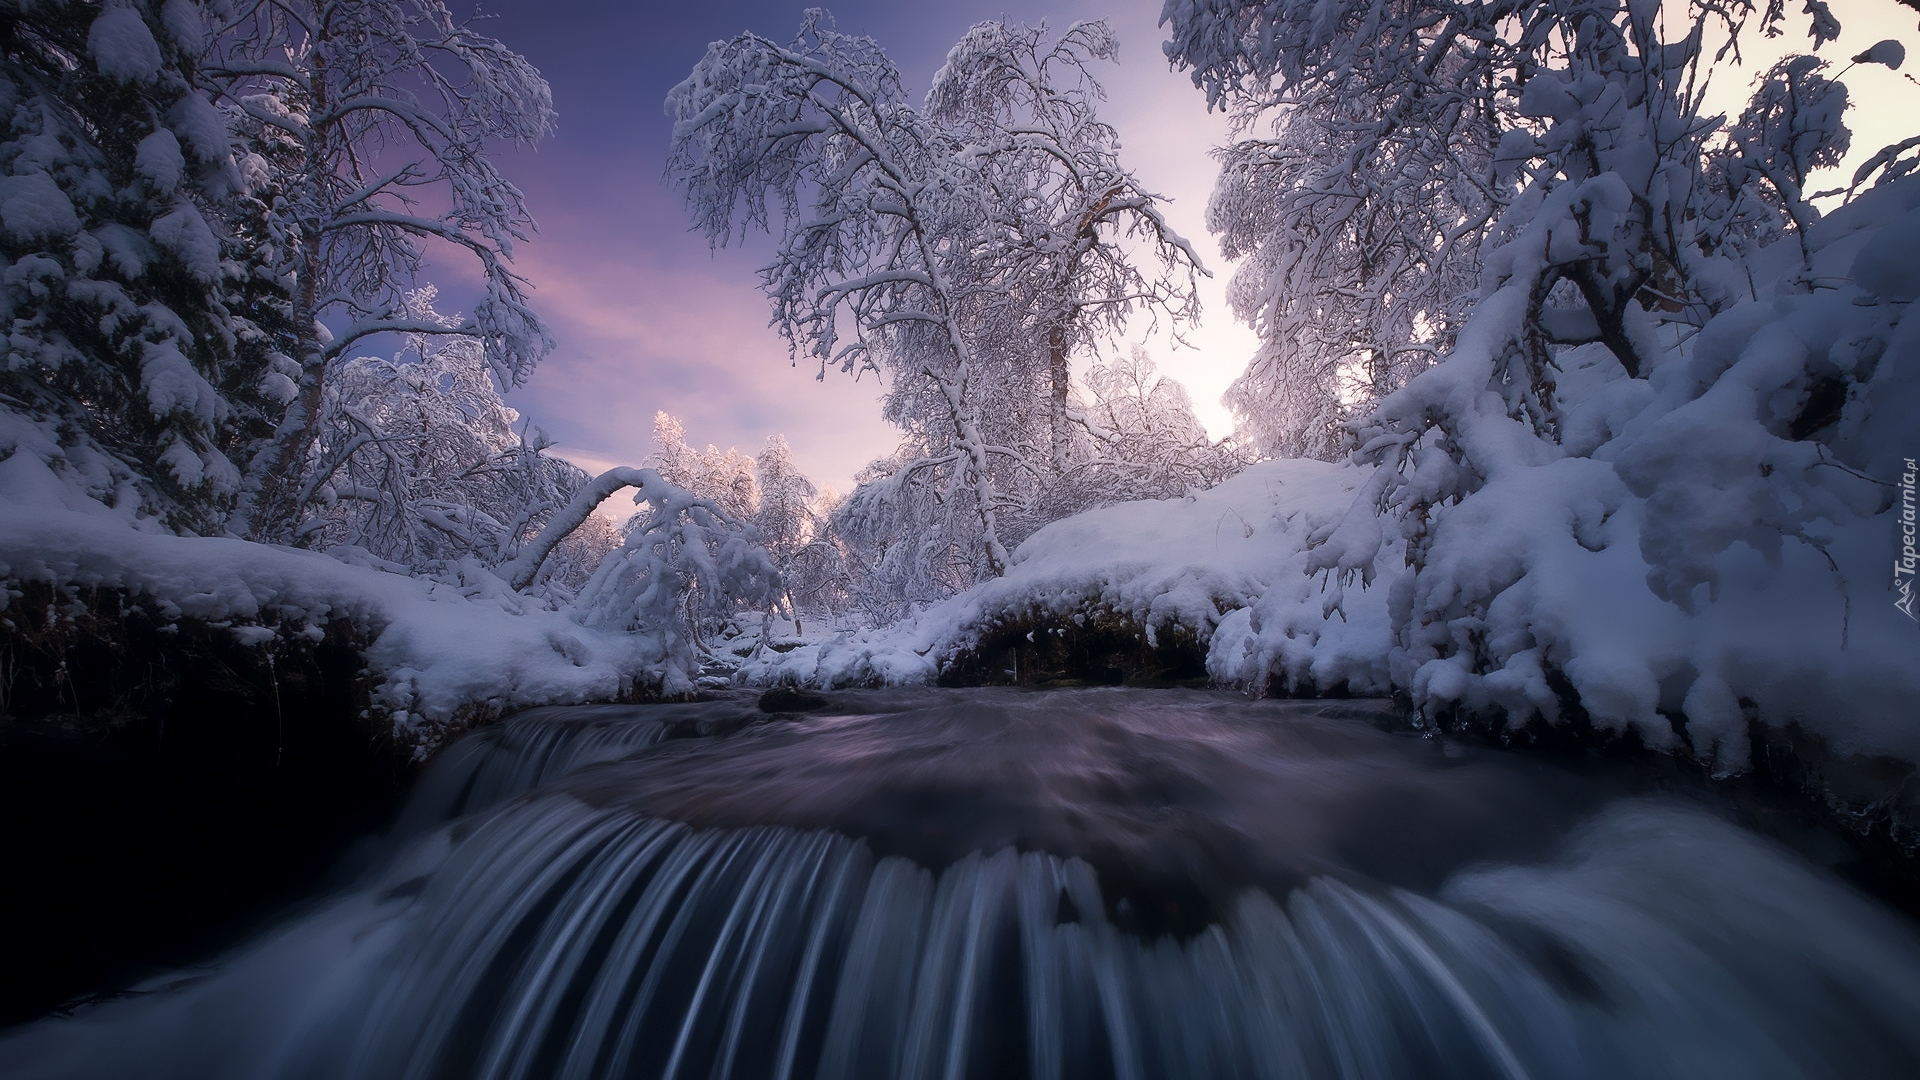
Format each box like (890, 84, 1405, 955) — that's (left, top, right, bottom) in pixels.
(4, 688, 1918, 1078)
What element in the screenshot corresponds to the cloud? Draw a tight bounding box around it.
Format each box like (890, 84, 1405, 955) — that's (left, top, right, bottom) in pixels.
(503, 192, 897, 493)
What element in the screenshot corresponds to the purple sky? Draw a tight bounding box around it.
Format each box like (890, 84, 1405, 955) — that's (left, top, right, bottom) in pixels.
(440, 0, 1918, 492)
(435, 0, 1255, 492)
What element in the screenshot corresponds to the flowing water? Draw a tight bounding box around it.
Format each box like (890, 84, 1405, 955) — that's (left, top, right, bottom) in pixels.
(5, 688, 1919, 1079)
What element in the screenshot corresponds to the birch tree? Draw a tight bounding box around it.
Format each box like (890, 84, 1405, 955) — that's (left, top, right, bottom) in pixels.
(924, 20, 1202, 474)
(668, 11, 1201, 597)
(1165, 0, 1777, 453)
(207, 0, 555, 542)
(667, 11, 1019, 578)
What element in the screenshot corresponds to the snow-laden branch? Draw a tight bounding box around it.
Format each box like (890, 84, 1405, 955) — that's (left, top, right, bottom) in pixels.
(504, 467, 658, 590)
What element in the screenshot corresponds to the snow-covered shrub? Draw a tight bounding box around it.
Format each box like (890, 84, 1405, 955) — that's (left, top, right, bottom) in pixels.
(568, 469, 780, 687)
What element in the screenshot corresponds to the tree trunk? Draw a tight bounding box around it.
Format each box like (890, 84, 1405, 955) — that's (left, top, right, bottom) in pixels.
(1048, 322, 1071, 475)
(232, 226, 324, 544)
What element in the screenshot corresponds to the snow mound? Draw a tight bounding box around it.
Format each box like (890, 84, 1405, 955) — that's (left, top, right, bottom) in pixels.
(742, 459, 1397, 690)
(1281, 177, 1920, 769)
(0, 476, 684, 754)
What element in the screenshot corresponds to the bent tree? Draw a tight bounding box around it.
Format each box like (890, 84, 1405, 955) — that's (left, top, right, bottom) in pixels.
(667, 12, 1199, 586)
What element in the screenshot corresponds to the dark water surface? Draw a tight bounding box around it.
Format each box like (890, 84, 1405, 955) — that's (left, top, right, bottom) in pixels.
(5, 688, 1918, 1079)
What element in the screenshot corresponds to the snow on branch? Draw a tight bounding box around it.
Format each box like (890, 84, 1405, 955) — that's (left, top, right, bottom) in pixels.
(211, 0, 557, 542)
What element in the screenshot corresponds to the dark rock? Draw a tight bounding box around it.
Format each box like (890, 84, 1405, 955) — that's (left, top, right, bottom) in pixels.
(757, 686, 829, 713)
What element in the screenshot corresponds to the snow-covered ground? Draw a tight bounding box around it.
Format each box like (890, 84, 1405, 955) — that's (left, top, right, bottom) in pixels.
(0, 449, 684, 754)
(6, 164, 1915, 784)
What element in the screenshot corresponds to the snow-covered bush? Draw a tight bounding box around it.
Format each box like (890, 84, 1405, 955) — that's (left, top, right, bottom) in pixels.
(565, 468, 780, 679)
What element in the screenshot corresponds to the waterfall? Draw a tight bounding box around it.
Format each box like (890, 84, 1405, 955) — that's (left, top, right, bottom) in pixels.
(6, 692, 1919, 1080)
(384, 704, 674, 839)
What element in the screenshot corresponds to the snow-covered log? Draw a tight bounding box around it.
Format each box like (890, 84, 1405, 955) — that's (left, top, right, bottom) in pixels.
(505, 467, 659, 591)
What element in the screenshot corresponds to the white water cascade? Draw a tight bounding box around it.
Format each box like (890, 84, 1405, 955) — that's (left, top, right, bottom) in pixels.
(5, 690, 1918, 1080)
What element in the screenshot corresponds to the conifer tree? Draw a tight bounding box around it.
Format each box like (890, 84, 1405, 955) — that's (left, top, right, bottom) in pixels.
(1, 0, 285, 532)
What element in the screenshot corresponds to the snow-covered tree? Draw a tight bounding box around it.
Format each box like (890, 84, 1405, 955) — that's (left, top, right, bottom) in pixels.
(642, 415, 840, 629)
(1073, 345, 1243, 504)
(1191, 0, 1499, 458)
(750, 433, 814, 564)
(1164, 0, 1863, 548)
(0, 0, 285, 532)
(749, 431, 824, 628)
(1181, 1, 1920, 766)
(668, 12, 1200, 596)
(645, 411, 698, 496)
(299, 287, 602, 582)
(923, 20, 1202, 474)
(530, 467, 779, 675)
(645, 410, 757, 520)
(1717, 54, 1850, 269)
(207, 0, 556, 542)
(666, 11, 1014, 580)
(1165, 0, 1862, 455)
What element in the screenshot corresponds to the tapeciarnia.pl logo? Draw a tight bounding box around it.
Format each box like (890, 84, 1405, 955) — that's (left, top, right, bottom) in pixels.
(1898, 457, 1917, 621)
